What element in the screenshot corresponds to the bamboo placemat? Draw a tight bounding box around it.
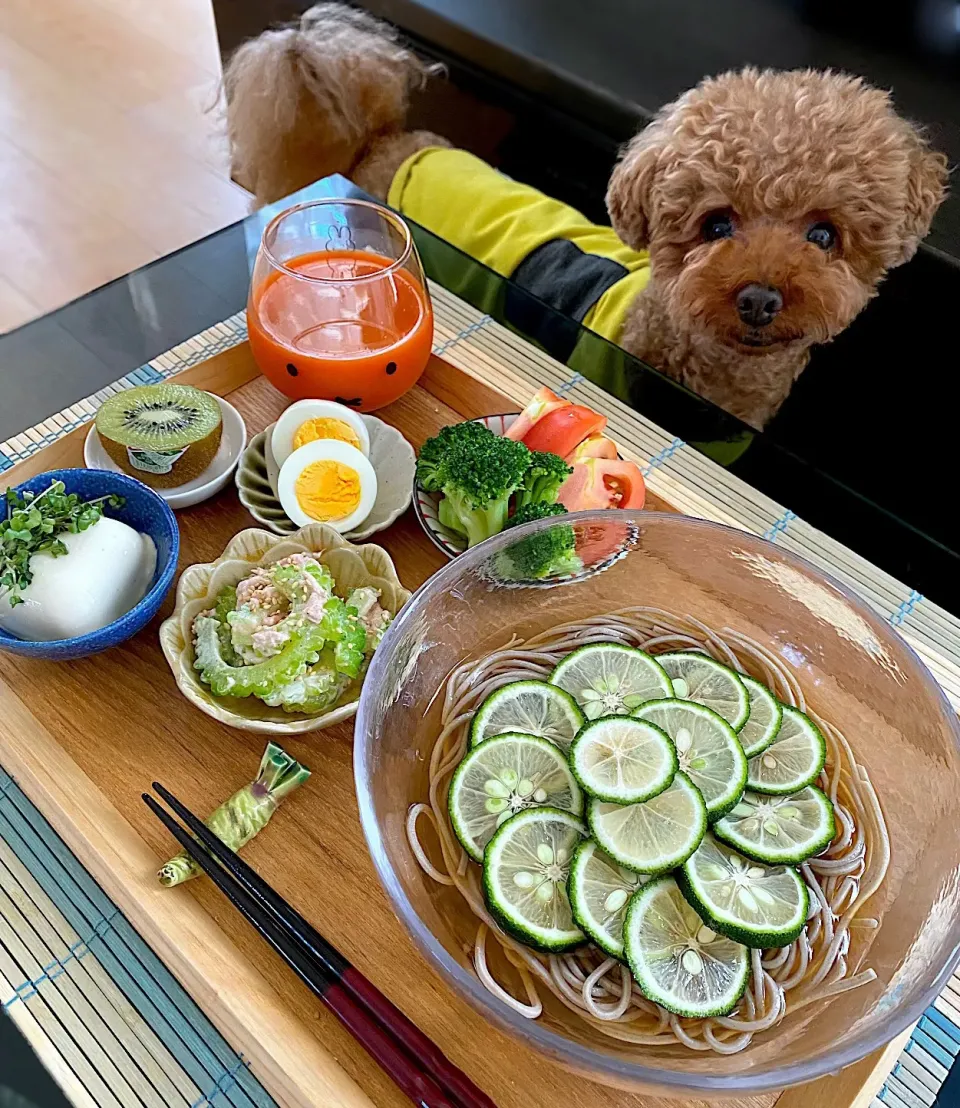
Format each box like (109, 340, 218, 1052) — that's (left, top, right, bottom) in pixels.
(1, 281, 959, 1108)
(0, 768, 277, 1108)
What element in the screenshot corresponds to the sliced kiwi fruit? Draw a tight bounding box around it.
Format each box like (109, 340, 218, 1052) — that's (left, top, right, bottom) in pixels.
(96, 384, 222, 489)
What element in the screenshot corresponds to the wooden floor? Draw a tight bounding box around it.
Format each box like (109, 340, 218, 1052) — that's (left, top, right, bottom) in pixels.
(0, 0, 251, 335)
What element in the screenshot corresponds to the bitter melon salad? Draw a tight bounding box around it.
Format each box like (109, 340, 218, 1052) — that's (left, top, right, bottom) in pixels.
(407, 607, 888, 1055)
(192, 553, 391, 714)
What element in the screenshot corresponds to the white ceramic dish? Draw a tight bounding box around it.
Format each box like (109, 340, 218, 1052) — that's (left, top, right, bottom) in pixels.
(235, 414, 415, 540)
(159, 524, 410, 735)
(84, 393, 246, 510)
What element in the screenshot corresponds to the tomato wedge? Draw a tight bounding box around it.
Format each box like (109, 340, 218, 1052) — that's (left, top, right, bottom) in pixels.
(558, 459, 646, 511)
(522, 405, 607, 458)
(565, 434, 618, 464)
(504, 387, 570, 441)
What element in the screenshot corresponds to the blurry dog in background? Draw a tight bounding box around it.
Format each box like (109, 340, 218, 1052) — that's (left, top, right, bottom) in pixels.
(225, 4, 947, 429)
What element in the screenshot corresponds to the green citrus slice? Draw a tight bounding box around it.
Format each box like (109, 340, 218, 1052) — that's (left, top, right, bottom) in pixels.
(449, 733, 584, 862)
(737, 676, 783, 758)
(482, 807, 587, 952)
(569, 716, 677, 803)
(654, 652, 749, 731)
(651, 651, 749, 731)
(470, 680, 584, 751)
(568, 839, 647, 959)
(745, 705, 826, 795)
(713, 786, 835, 865)
(587, 772, 706, 875)
(550, 644, 673, 720)
(623, 875, 750, 1018)
(632, 699, 747, 821)
(677, 833, 809, 948)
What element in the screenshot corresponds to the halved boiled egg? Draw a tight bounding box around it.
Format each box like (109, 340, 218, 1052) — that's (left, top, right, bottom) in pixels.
(277, 439, 377, 532)
(272, 399, 370, 468)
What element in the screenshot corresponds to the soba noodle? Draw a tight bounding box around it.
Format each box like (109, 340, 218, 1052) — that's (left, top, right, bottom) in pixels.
(406, 606, 890, 1054)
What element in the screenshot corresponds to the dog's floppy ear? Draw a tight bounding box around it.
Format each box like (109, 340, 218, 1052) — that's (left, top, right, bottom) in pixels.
(606, 124, 667, 251)
(896, 124, 949, 265)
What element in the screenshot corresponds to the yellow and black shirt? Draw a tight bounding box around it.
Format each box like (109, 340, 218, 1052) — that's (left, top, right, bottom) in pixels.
(388, 146, 651, 345)
(388, 146, 752, 465)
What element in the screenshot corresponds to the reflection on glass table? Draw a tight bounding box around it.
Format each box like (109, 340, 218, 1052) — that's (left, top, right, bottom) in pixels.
(0, 175, 956, 610)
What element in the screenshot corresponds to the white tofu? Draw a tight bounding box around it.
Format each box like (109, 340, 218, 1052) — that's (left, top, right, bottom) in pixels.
(0, 517, 157, 641)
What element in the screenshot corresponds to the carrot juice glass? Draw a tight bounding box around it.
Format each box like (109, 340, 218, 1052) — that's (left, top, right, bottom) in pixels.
(247, 199, 434, 410)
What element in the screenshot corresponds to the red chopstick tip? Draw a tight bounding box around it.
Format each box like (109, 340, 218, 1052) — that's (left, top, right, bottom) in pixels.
(146, 782, 490, 1108)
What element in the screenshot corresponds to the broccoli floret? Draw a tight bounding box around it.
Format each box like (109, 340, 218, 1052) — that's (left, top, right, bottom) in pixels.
(505, 502, 569, 529)
(514, 451, 572, 509)
(438, 496, 467, 536)
(496, 520, 583, 580)
(416, 420, 495, 492)
(440, 436, 532, 547)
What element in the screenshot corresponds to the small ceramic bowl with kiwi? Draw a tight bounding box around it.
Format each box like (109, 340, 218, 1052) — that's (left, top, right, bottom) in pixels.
(94, 383, 225, 490)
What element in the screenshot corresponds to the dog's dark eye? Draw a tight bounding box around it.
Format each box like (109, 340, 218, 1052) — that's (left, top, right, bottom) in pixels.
(807, 222, 838, 251)
(701, 212, 736, 241)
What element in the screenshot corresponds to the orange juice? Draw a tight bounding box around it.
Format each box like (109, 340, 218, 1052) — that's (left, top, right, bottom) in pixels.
(247, 249, 434, 410)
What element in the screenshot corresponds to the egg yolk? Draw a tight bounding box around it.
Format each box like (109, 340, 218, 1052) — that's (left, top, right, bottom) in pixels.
(293, 417, 361, 452)
(294, 460, 362, 521)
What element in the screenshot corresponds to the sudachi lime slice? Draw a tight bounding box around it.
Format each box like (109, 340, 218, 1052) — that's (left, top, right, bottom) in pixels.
(550, 644, 673, 720)
(737, 676, 783, 758)
(632, 699, 747, 821)
(623, 875, 750, 1018)
(587, 772, 707, 875)
(482, 807, 587, 952)
(449, 733, 584, 862)
(568, 839, 647, 959)
(745, 705, 826, 795)
(569, 716, 677, 804)
(470, 680, 584, 751)
(713, 786, 836, 865)
(677, 833, 809, 949)
(654, 652, 750, 732)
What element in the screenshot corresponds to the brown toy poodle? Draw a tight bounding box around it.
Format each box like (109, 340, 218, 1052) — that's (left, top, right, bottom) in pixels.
(226, 4, 948, 429)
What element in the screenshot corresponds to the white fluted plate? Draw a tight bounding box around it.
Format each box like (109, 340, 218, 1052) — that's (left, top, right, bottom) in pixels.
(236, 414, 414, 539)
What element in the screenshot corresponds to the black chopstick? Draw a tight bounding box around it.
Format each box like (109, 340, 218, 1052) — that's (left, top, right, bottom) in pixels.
(145, 786, 494, 1108)
(143, 792, 455, 1108)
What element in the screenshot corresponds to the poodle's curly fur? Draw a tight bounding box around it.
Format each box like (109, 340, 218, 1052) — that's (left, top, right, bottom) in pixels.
(226, 4, 948, 428)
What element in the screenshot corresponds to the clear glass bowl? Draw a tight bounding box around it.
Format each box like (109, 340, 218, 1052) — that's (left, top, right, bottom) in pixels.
(354, 510, 960, 1095)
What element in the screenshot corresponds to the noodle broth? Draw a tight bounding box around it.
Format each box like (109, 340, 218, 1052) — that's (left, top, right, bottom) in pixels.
(356, 513, 960, 1087)
(408, 613, 883, 1062)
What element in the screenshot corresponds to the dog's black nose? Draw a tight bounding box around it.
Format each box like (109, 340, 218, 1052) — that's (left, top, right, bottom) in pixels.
(736, 284, 783, 327)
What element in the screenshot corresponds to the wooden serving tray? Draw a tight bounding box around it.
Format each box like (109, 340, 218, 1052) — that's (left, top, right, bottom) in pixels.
(0, 344, 896, 1108)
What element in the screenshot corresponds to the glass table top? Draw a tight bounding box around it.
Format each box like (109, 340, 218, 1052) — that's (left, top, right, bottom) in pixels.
(0, 176, 956, 611)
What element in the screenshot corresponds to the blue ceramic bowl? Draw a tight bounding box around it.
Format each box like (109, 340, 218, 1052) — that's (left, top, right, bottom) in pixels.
(0, 469, 179, 661)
